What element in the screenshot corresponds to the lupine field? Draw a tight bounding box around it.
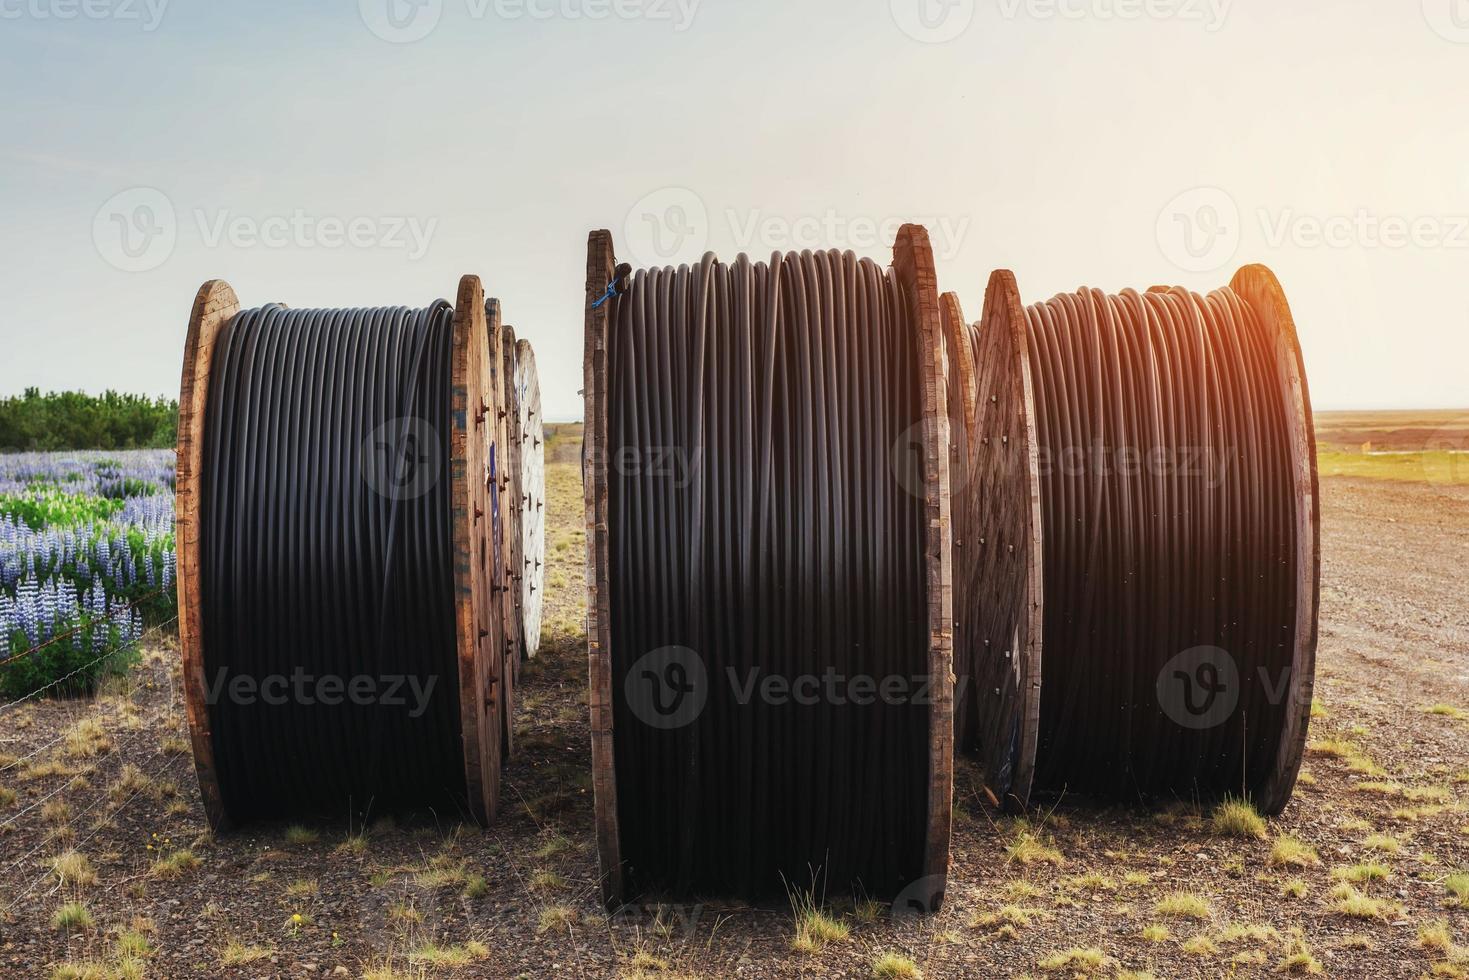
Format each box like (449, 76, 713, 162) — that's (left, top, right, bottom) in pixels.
(0, 450, 175, 701)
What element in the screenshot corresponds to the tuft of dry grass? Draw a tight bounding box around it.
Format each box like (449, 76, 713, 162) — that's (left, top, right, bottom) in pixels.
(1269, 835, 1321, 868)
(1005, 824, 1064, 866)
(1155, 891, 1212, 921)
(63, 718, 112, 759)
(283, 825, 319, 846)
(408, 941, 490, 968)
(149, 850, 199, 879)
(50, 849, 98, 889)
(51, 901, 93, 932)
(536, 905, 577, 934)
(1445, 872, 1469, 909)
(790, 887, 850, 954)
(1363, 833, 1403, 855)
(219, 941, 273, 967)
(1330, 883, 1404, 921)
(871, 952, 922, 978)
(1211, 796, 1267, 839)
(1037, 948, 1110, 972)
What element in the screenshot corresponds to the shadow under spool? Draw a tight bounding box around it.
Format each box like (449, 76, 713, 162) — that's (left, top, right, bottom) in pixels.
(175, 277, 513, 828)
(947, 266, 1319, 815)
(583, 227, 955, 907)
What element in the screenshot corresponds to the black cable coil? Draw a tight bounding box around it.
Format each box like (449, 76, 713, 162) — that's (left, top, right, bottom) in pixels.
(200, 302, 464, 820)
(606, 250, 932, 899)
(1025, 286, 1298, 800)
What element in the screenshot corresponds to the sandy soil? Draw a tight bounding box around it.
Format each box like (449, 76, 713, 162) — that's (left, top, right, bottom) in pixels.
(1, 467, 1466, 979)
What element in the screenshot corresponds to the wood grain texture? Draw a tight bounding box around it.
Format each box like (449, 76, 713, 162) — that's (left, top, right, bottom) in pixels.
(453, 275, 501, 825)
(892, 225, 955, 905)
(175, 280, 240, 832)
(584, 230, 624, 907)
(1230, 264, 1321, 816)
(965, 270, 1046, 812)
(485, 301, 516, 765)
(501, 322, 525, 684)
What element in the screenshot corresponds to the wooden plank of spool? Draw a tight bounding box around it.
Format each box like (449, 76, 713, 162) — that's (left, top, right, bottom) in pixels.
(501, 322, 526, 683)
(176, 280, 240, 832)
(1230, 264, 1321, 816)
(940, 292, 976, 759)
(453, 274, 502, 825)
(968, 270, 1045, 812)
(483, 300, 516, 764)
(585, 230, 624, 907)
(516, 341, 546, 658)
(891, 224, 956, 903)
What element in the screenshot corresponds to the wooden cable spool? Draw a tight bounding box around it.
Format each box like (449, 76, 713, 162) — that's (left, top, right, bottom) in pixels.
(176, 276, 513, 828)
(515, 340, 546, 659)
(583, 226, 954, 908)
(947, 265, 1319, 815)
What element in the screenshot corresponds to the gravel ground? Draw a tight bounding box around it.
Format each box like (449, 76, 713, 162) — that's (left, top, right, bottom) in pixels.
(1, 462, 1466, 979)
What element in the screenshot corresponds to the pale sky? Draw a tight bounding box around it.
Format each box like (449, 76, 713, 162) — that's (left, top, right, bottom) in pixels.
(3, 0, 1467, 419)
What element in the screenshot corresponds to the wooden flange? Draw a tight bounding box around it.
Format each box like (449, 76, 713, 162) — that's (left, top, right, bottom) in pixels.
(176, 280, 240, 832)
(891, 224, 956, 906)
(516, 341, 546, 659)
(584, 230, 624, 907)
(500, 321, 526, 683)
(1230, 264, 1320, 816)
(451, 275, 506, 826)
(964, 271, 1045, 813)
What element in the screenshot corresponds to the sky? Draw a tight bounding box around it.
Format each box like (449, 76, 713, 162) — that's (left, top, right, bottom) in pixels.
(2, 0, 1467, 419)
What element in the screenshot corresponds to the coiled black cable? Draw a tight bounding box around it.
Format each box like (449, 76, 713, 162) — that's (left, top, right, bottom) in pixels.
(1019, 285, 1299, 801)
(606, 250, 931, 900)
(200, 303, 464, 820)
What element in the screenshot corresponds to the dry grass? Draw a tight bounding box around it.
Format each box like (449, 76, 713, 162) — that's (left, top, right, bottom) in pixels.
(1155, 891, 1212, 921)
(1211, 796, 1267, 838)
(871, 952, 922, 978)
(1269, 835, 1321, 868)
(219, 941, 274, 966)
(50, 849, 98, 889)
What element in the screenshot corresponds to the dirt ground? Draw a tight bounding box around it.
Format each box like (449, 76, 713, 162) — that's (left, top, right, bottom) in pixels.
(2, 424, 1467, 979)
